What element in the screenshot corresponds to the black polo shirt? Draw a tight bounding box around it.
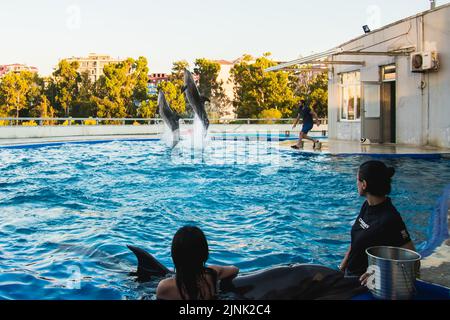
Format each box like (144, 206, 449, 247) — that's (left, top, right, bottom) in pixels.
(347, 197, 412, 276)
(298, 104, 313, 125)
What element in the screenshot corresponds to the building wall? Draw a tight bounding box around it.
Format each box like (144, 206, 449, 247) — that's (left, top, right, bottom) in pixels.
(328, 5, 450, 148)
(65, 54, 122, 82)
(0, 64, 38, 77)
(148, 73, 169, 95)
(425, 8, 450, 148)
(216, 62, 235, 119)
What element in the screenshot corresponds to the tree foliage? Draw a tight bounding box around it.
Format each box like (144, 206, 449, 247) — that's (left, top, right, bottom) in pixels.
(291, 68, 328, 118)
(170, 60, 189, 82)
(193, 58, 229, 119)
(0, 54, 329, 122)
(137, 94, 158, 118)
(230, 53, 299, 118)
(93, 57, 150, 118)
(0, 71, 43, 118)
(158, 80, 186, 115)
(259, 108, 282, 123)
(52, 60, 80, 116)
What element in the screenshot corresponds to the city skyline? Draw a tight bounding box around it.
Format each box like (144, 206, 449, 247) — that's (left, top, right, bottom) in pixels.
(0, 0, 447, 76)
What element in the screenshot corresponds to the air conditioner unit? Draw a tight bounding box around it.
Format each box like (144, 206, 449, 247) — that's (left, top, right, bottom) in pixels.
(410, 51, 439, 73)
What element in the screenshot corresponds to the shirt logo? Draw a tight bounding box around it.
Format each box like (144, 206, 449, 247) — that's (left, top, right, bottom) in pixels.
(359, 218, 370, 230)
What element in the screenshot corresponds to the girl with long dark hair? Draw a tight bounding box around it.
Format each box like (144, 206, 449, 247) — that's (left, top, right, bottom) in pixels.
(156, 226, 239, 300)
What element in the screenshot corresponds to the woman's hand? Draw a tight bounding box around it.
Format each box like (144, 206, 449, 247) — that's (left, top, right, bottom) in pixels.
(359, 272, 370, 286)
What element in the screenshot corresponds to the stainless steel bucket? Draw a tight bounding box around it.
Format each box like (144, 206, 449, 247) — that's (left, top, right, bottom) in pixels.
(366, 246, 421, 300)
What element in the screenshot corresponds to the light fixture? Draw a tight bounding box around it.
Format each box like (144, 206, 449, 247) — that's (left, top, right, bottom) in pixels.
(363, 25, 371, 34)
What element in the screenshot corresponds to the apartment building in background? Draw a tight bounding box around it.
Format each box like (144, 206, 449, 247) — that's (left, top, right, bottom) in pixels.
(148, 73, 170, 95)
(0, 64, 38, 78)
(64, 53, 123, 82)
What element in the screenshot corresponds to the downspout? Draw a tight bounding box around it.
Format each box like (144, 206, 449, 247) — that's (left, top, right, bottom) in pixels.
(418, 14, 429, 146)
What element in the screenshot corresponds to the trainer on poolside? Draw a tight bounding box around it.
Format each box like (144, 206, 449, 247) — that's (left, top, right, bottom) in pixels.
(292, 99, 320, 149)
(339, 161, 418, 282)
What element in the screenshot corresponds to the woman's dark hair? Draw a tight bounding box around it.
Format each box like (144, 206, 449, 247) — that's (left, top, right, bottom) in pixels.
(171, 226, 212, 300)
(358, 160, 395, 196)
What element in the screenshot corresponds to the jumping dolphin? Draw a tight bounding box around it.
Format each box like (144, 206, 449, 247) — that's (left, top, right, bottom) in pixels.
(127, 245, 366, 300)
(182, 69, 210, 133)
(158, 91, 180, 147)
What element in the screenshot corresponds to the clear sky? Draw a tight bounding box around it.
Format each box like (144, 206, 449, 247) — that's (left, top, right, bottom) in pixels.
(0, 0, 448, 75)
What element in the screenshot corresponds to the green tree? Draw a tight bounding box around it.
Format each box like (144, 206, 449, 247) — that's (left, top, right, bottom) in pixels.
(292, 71, 328, 118)
(92, 96, 125, 119)
(258, 108, 282, 124)
(94, 57, 151, 119)
(193, 58, 230, 119)
(193, 58, 221, 99)
(94, 58, 134, 118)
(71, 70, 96, 117)
(29, 95, 56, 124)
(131, 56, 150, 117)
(170, 60, 189, 82)
(158, 80, 186, 115)
(53, 60, 80, 116)
(137, 94, 157, 118)
(230, 53, 299, 118)
(0, 71, 43, 119)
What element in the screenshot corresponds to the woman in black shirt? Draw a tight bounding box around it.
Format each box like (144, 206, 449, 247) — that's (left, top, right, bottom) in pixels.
(339, 161, 417, 280)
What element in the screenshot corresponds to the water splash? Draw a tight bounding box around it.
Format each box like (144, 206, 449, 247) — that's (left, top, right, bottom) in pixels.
(161, 123, 180, 148)
(192, 114, 209, 150)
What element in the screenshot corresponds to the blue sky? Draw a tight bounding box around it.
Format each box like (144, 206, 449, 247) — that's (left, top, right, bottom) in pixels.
(0, 0, 447, 75)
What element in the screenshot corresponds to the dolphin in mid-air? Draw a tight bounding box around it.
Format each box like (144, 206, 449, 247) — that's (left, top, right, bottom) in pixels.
(158, 91, 180, 148)
(127, 245, 367, 300)
(182, 69, 210, 134)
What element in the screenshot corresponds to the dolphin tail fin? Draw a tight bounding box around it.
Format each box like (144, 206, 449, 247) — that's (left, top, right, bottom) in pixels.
(127, 245, 171, 281)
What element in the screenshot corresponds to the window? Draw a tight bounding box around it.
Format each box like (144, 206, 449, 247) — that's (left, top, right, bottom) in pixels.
(339, 71, 361, 121)
(381, 65, 396, 82)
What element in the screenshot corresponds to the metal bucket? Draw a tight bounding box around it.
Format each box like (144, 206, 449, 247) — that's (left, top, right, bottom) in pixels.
(366, 246, 421, 300)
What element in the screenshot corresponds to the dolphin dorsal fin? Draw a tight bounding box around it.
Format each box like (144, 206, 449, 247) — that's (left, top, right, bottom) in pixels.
(127, 245, 171, 279)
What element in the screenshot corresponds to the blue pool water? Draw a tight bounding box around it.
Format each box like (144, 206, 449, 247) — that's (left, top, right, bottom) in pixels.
(0, 139, 449, 300)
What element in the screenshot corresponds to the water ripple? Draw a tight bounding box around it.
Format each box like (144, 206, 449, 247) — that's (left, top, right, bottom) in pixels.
(0, 140, 449, 299)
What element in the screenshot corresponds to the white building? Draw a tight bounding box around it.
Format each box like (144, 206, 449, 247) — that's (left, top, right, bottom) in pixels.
(267, 3, 450, 148)
(213, 60, 235, 119)
(0, 64, 38, 78)
(64, 53, 123, 82)
(212, 56, 256, 119)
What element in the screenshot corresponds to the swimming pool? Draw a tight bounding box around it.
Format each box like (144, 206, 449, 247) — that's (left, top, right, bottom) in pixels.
(0, 139, 449, 299)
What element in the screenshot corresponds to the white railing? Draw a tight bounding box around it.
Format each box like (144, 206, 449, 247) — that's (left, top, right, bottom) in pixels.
(0, 117, 328, 126)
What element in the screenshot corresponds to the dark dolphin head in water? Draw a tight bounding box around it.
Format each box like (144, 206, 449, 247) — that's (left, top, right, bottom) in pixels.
(127, 245, 366, 300)
(158, 91, 180, 147)
(182, 69, 210, 133)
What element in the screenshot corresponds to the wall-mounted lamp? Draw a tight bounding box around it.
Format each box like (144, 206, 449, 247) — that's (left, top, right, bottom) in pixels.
(362, 25, 371, 34)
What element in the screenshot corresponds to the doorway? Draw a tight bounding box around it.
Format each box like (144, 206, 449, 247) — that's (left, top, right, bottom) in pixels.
(380, 65, 396, 143)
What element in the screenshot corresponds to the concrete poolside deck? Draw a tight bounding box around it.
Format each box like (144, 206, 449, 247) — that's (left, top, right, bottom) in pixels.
(280, 139, 450, 158)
